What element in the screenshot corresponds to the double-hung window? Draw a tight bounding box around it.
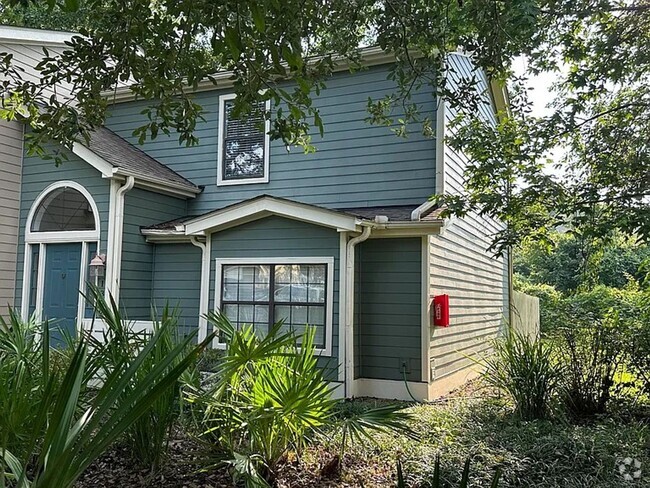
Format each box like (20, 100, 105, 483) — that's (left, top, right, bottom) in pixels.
(217, 93, 270, 185)
(216, 258, 334, 352)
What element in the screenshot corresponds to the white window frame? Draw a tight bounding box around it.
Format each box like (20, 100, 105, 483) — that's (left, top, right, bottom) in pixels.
(21, 181, 101, 332)
(213, 256, 334, 356)
(217, 93, 271, 186)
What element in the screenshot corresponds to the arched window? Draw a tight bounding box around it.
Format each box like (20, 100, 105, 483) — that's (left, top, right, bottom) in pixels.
(30, 187, 96, 232)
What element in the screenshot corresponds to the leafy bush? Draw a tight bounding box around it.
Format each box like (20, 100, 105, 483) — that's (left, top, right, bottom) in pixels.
(553, 315, 628, 416)
(188, 312, 336, 484)
(89, 291, 190, 470)
(481, 329, 561, 420)
(0, 291, 211, 488)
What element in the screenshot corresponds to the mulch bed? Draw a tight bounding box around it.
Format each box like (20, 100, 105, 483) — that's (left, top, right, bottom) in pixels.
(75, 437, 231, 488)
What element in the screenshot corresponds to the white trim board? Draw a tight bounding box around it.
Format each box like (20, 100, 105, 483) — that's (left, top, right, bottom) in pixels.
(212, 256, 335, 356)
(25, 180, 101, 244)
(184, 195, 360, 235)
(217, 93, 271, 187)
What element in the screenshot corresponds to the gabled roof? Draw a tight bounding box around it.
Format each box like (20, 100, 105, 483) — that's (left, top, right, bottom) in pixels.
(183, 195, 361, 235)
(141, 195, 446, 241)
(72, 127, 201, 198)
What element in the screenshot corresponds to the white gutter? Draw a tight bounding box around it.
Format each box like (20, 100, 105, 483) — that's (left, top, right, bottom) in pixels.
(106, 176, 134, 303)
(190, 236, 211, 342)
(344, 224, 373, 398)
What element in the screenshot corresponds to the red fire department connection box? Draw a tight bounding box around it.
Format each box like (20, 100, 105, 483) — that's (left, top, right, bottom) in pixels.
(433, 294, 450, 327)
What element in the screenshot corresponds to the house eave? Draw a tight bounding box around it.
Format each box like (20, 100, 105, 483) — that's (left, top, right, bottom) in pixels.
(0, 25, 74, 46)
(184, 196, 360, 235)
(104, 46, 401, 104)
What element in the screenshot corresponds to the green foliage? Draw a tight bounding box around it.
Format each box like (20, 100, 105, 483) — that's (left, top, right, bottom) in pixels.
(395, 455, 501, 488)
(552, 313, 628, 417)
(0, 291, 212, 488)
(189, 312, 336, 485)
(515, 231, 650, 294)
(480, 329, 561, 420)
(0, 309, 50, 465)
(87, 289, 190, 470)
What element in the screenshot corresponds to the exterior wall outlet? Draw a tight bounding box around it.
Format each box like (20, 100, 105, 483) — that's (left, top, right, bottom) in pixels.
(399, 357, 411, 375)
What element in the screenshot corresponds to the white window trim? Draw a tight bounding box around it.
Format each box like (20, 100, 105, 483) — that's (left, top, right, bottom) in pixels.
(217, 93, 271, 186)
(213, 256, 334, 356)
(21, 181, 101, 330)
(25, 180, 101, 243)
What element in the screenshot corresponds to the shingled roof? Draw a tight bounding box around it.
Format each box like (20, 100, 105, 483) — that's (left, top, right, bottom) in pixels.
(85, 127, 200, 195)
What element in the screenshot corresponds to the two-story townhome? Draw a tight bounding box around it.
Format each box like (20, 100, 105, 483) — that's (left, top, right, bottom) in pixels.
(12, 49, 510, 401)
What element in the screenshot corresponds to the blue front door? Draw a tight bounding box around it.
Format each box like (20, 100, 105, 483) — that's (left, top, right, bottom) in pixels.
(43, 243, 82, 347)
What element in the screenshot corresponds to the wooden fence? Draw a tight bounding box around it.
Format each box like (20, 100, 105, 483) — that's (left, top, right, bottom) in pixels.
(511, 291, 540, 339)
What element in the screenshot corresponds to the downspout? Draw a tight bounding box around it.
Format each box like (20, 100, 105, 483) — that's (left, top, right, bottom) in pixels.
(108, 176, 134, 303)
(190, 235, 210, 342)
(344, 224, 373, 398)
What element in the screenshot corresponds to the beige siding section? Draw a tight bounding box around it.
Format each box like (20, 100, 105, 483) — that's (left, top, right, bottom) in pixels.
(428, 53, 509, 389)
(0, 119, 23, 315)
(0, 42, 73, 99)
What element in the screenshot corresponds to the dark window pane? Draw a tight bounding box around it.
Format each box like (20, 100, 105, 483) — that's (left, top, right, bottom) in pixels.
(31, 187, 95, 232)
(222, 100, 266, 180)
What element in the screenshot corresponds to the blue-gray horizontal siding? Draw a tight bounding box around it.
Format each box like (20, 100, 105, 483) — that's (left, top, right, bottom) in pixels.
(14, 149, 110, 312)
(151, 243, 201, 339)
(208, 216, 340, 379)
(356, 237, 422, 382)
(104, 63, 436, 211)
(120, 188, 187, 319)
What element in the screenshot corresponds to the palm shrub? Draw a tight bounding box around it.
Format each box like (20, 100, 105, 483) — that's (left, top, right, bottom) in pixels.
(188, 312, 336, 485)
(0, 291, 213, 488)
(88, 290, 188, 470)
(0, 309, 50, 466)
(481, 329, 562, 420)
(189, 312, 417, 486)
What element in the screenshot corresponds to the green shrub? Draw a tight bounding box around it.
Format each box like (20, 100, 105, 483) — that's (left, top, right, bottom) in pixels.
(190, 312, 336, 484)
(554, 315, 627, 416)
(88, 291, 192, 470)
(191, 312, 415, 485)
(1, 290, 212, 488)
(481, 329, 561, 420)
(0, 309, 50, 461)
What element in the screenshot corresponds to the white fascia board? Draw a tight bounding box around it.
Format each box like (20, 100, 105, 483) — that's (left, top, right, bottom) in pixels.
(370, 221, 445, 238)
(0, 26, 74, 46)
(71, 142, 116, 177)
(184, 197, 359, 235)
(105, 46, 400, 103)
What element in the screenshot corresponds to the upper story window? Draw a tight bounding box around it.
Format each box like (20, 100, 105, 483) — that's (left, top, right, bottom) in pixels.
(217, 93, 270, 186)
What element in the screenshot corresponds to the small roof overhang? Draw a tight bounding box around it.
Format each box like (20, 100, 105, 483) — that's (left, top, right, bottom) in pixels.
(183, 195, 361, 235)
(140, 196, 446, 242)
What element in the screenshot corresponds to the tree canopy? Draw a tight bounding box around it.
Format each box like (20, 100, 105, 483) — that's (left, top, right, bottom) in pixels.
(1, 0, 649, 252)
